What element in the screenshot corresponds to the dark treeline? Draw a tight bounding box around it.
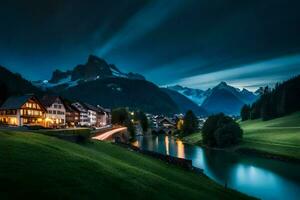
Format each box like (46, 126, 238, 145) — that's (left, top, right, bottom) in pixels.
(0, 66, 44, 105)
(241, 75, 300, 121)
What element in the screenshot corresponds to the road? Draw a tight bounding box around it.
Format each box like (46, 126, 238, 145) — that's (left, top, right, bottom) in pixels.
(92, 127, 127, 141)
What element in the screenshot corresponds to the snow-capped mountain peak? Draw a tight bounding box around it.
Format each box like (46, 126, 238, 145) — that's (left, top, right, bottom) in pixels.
(32, 55, 145, 90)
(168, 82, 259, 115)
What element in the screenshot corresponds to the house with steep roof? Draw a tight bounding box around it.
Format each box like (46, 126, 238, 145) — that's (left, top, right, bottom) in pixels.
(40, 96, 66, 128)
(63, 100, 80, 127)
(82, 103, 98, 126)
(96, 105, 111, 127)
(71, 102, 89, 126)
(0, 95, 46, 126)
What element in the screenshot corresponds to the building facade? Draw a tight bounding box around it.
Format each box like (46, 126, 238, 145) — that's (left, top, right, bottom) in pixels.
(83, 103, 98, 127)
(0, 95, 46, 126)
(41, 96, 66, 128)
(72, 102, 89, 126)
(96, 106, 111, 127)
(64, 101, 80, 127)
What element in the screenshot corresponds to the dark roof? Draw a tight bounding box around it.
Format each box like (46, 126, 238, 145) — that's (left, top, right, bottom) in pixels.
(159, 118, 175, 125)
(40, 95, 63, 107)
(97, 105, 111, 113)
(64, 101, 80, 113)
(83, 103, 104, 113)
(0, 95, 46, 111)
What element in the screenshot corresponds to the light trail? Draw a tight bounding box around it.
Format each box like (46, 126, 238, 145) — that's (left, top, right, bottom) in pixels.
(92, 127, 127, 141)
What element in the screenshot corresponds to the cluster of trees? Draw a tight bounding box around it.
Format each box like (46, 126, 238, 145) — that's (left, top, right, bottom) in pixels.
(111, 108, 136, 138)
(133, 111, 149, 133)
(175, 110, 199, 136)
(241, 75, 300, 121)
(181, 110, 198, 136)
(202, 113, 243, 147)
(111, 108, 149, 139)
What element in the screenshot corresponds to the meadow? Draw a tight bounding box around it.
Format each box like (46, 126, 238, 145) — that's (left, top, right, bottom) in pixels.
(182, 112, 300, 160)
(0, 130, 252, 199)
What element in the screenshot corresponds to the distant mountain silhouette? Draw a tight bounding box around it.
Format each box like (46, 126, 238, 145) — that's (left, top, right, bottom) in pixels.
(169, 82, 258, 115)
(61, 77, 179, 114)
(161, 88, 207, 116)
(202, 87, 245, 115)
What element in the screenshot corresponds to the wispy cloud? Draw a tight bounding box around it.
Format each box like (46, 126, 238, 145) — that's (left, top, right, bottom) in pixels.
(96, 0, 185, 56)
(172, 54, 300, 91)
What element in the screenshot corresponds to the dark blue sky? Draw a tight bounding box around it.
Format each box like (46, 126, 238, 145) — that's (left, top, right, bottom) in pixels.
(1, 0, 300, 90)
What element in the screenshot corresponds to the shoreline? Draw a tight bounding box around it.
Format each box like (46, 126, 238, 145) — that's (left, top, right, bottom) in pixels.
(235, 147, 300, 164)
(182, 139, 300, 164)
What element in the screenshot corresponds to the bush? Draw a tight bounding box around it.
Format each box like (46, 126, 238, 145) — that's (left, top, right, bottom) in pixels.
(134, 111, 149, 133)
(202, 113, 243, 147)
(112, 108, 129, 125)
(126, 120, 135, 139)
(182, 110, 198, 136)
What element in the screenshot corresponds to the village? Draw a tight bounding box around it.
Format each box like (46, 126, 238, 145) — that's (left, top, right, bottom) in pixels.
(0, 94, 111, 129)
(0, 94, 207, 137)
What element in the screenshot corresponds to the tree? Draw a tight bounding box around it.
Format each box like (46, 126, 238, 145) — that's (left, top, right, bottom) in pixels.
(202, 113, 243, 147)
(240, 104, 250, 121)
(246, 74, 300, 121)
(111, 108, 129, 125)
(182, 110, 198, 136)
(139, 112, 148, 133)
(126, 119, 135, 139)
(134, 111, 148, 133)
(112, 108, 137, 140)
(214, 123, 243, 147)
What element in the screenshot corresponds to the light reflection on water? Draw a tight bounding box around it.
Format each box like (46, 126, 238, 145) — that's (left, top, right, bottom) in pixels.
(134, 135, 300, 200)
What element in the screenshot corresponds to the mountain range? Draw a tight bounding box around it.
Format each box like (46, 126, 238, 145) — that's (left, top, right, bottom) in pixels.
(0, 55, 261, 115)
(0, 55, 202, 115)
(32, 55, 145, 90)
(168, 82, 259, 115)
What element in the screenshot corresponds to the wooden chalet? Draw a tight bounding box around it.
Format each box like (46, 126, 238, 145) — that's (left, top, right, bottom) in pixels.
(0, 95, 46, 126)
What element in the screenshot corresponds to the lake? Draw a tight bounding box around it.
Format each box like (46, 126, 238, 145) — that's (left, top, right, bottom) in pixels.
(133, 135, 300, 200)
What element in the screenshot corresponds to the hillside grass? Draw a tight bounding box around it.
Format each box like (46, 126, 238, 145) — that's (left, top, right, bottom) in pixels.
(182, 112, 300, 160)
(0, 130, 252, 200)
(181, 132, 202, 145)
(239, 112, 300, 159)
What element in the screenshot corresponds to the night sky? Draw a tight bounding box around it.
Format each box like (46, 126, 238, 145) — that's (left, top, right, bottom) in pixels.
(1, 0, 300, 91)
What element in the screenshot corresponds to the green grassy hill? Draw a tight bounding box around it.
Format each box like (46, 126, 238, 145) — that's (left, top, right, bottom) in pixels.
(182, 112, 300, 160)
(239, 112, 300, 160)
(0, 131, 251, 199)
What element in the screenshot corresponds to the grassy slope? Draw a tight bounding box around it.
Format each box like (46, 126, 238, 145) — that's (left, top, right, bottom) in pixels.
(182, 112, 300, 160)
(239, 112, 300, 159)
(0, 131, 252, 200)
(181, 132, 202, 145)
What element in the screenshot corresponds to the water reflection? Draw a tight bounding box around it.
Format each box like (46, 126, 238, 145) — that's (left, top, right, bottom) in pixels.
(176, 140, 185, 158)
(134, 135, 300, 200)
(165, 135, 169, 155)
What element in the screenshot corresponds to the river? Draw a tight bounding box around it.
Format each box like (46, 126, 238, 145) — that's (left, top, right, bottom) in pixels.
(133, 135, 300, 200)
